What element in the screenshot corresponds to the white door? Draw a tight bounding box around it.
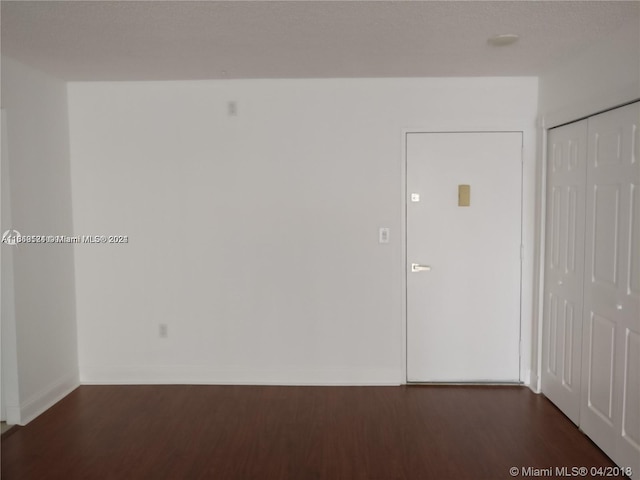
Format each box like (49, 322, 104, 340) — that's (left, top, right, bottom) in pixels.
(406, 132, 522, 382)
(580, 102, 640, 479)
(541, 120, 588, 425)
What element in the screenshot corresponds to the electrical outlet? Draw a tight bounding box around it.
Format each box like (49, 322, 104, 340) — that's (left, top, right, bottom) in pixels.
(159, 323, 168, 338)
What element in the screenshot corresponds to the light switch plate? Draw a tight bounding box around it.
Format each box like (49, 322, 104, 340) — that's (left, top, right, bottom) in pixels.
(379, 227, 390, 244)
(411, 193, 420, 202)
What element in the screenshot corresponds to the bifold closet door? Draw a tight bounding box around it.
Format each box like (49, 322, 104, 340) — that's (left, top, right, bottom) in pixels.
(580, 102, 640, 479)
(542, 120, 588, 425)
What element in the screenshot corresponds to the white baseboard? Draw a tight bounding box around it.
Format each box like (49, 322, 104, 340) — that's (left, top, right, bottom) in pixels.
(19, 371, 80, 425)
(528, 373, 541, 394)
(80, 365, 402, 386)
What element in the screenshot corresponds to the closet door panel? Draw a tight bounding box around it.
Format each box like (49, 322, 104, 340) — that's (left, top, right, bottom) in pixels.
(624, 183, 640, 456)
(581, 102, 640, 480)
(620, 127, 640, 479)
(542, 120, 588, 425)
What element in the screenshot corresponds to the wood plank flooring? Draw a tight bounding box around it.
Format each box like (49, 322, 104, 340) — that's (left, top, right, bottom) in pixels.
(1, 385, 618, 479)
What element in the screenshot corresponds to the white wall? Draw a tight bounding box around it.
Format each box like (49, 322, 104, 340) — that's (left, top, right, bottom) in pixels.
(538, 21, 640, 127)
(1, 57, 79, 424)
(68, 77, 538, 385)
(531, 20, 640, 392)
(1, 108, 19, 423)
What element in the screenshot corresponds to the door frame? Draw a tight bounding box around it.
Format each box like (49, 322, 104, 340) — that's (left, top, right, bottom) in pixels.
(401, 127, 532, 385)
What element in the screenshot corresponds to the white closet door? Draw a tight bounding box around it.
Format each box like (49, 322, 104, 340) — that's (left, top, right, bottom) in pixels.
(581, 102, 640, 479)
(542, 120, 588, 425)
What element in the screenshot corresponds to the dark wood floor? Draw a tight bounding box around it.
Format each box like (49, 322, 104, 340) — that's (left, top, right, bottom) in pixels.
(1, 385, 617, 479)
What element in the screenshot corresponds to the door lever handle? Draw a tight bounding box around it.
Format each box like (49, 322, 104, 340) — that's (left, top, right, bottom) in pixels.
(411, 263, 432, 272)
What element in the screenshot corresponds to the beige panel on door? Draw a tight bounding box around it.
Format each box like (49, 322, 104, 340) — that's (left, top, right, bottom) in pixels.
(581, 102, 640, 480)
(542, 120, 588, 425)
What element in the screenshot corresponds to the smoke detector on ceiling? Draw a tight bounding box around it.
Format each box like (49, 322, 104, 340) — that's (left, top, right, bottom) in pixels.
(487, 34, 520, 47)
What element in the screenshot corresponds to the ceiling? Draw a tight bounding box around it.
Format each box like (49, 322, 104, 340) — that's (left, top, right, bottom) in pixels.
(1, 1, 638, 81)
